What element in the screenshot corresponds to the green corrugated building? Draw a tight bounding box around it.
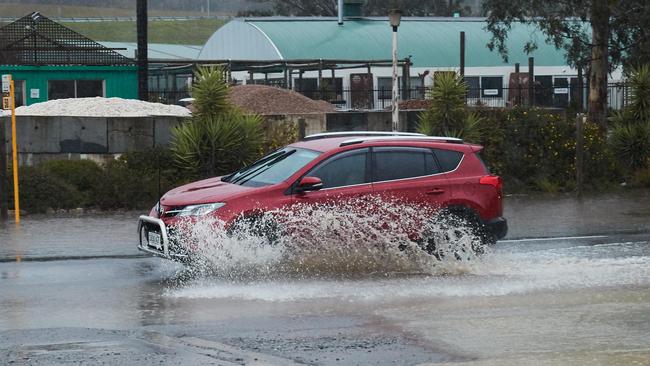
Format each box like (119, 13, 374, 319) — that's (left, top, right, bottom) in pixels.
(0, 12, 137, 107)
(198, 16, 622, 109)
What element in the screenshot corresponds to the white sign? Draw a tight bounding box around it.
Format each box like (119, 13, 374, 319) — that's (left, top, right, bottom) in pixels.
(1, 74, 10, 93)
(483, 89, 499, 96)
(554, 88, 569, 95)
(30, 89, 40, 98)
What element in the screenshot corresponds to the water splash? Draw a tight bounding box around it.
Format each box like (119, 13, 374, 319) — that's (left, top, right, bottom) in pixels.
(168, 196, 487, 280)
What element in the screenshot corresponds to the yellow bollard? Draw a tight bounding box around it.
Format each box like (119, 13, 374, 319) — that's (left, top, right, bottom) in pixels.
(9, 77, 19, 224)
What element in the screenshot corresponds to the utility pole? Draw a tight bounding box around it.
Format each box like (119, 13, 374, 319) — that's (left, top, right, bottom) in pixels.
(459, 31, 465, 78)
(389, 9, 402, 132)
(137, 0, 148, 101)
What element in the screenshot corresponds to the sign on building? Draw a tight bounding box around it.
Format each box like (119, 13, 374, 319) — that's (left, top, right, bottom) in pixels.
(1, 74, 10, 93)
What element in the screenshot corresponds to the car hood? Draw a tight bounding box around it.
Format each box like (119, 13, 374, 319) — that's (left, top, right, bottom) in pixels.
(160, 176, 254, 207)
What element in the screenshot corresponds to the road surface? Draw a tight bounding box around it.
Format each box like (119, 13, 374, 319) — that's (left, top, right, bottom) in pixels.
(1, 231, 649, 365)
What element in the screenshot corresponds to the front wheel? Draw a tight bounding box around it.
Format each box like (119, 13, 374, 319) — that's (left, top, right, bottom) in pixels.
(227, 214, 283, 246)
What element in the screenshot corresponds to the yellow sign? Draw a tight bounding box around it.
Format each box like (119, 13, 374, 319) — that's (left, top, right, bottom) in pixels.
(2, 96, 10, 110)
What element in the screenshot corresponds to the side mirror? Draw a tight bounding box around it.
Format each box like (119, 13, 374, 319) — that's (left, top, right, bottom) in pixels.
(296, 176, 323, 193)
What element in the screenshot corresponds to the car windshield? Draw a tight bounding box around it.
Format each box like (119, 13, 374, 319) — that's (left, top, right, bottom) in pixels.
(223, 147, 321, 187)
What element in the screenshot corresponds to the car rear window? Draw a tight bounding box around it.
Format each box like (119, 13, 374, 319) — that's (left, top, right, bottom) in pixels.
(433, 149, 463, 172)
(373, 147, 437, 182)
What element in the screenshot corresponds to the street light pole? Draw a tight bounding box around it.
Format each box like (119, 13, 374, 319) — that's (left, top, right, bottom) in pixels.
(389, 9, 402, 132)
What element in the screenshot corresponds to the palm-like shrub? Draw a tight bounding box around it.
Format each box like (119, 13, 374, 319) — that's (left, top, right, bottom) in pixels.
(191, 66, 230, 117)
(417, 72, 483, 142)
(609, 122, 650, 171)
(171, 66, 263, 179)
(628, 64, 650, 122)
(608, 65, 650, 173)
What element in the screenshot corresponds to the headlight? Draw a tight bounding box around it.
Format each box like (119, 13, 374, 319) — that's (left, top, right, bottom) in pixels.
(152, 202, 160, 214)
(177, 202, 226, 217)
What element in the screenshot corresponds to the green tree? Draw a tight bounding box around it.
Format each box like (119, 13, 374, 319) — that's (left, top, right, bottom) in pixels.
(171, 66, 264, 179)
(482, 0, 650, 126)
(417, 72, 483, 142)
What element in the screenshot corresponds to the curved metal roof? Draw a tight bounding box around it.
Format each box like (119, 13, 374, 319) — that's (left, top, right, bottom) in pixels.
(199, 17, 571, 67)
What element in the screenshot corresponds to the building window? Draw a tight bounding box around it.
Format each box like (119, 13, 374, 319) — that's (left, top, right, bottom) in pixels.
(465, 76, 480, 98)
(406, 76, 424, 99)
(77, 80, 104, 98)
(295, 77, 343, 101)
(48, 80, 104, 100)
(14, 80, 26, 107)
(378, 77, 399, 100)
(464, 76, 503, 98)
(481, 76, 503, 97)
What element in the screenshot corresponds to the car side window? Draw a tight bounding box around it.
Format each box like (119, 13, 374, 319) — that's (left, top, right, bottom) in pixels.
(433, 149, 464, 172)
(308, 148, 369, 189)
(373, 147, 438, 182)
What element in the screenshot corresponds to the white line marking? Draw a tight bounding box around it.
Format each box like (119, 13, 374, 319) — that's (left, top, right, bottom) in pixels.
(500, 235, 608, 243)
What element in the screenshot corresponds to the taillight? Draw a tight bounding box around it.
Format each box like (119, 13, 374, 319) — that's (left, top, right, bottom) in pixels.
(480, 175, 502, 191)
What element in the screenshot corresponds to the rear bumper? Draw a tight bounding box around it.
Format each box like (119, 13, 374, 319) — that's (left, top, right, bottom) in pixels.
(137, 215, 188, 261)
(485, 217, 508, 240)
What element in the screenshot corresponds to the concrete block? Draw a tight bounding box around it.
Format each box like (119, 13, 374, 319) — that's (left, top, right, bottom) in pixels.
(154, 116, 182, 147)
(59, 116, 108, 154)
(326, 112, 369, 132)
(13, 116, 61, 153)
(107, 117, 154, 153)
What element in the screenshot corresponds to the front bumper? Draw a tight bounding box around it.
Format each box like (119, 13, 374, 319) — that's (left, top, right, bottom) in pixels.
(137, 215, 188, 261)
(485, 217, 508, 240)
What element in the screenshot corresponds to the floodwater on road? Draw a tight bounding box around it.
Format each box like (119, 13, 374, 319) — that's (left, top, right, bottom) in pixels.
(1, 232, 649, 365)
(1, 191, 650, 364)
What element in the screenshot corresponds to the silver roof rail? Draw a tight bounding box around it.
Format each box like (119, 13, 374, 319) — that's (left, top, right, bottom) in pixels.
(303, 131, 425, 141)
(340, 135, 464, 146)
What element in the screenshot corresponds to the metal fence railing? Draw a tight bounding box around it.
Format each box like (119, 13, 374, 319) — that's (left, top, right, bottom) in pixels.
(149, 83, 630, 112)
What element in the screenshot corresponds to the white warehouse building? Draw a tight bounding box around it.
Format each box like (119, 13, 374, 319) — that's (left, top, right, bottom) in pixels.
(198, 16, 624, 110)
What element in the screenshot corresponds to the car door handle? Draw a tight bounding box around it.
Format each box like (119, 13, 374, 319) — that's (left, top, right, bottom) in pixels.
(426, 188, 445, 195)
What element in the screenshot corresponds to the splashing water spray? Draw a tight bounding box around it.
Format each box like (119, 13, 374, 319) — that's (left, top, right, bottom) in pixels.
(168, 196, 489, 281)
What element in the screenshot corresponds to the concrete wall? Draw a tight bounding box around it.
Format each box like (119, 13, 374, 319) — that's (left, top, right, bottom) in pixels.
(262, 113, 327, 137)
(325, 110, 422, 133)
(1, 111, 423, 166)
(1, 115, 183, 166)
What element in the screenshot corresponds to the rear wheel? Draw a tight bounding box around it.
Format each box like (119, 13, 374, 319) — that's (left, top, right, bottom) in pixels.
(421, 209, 493, 260)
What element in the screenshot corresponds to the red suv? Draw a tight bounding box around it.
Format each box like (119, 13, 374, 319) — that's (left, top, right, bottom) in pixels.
(138, 132, 507, 261)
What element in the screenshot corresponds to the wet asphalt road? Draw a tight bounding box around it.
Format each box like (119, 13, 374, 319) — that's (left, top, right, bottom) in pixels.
(0, 192, 649, 365)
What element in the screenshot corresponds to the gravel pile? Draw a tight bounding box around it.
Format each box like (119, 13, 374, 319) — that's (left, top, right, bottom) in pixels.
(15, 97, 191, 117)
(397, 99, 431, 110)
(229, 85, 337, 115)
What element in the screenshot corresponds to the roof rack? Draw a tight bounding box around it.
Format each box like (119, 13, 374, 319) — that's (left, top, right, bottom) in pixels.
(303, 131, 425, 141)
(340, 136, 464, 147)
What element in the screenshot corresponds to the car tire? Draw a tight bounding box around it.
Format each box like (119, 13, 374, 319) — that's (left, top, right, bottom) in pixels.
(228, 214, 282, 245)
(421, 209, 493, 260)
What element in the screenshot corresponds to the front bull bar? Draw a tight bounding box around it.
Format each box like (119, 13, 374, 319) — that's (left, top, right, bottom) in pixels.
(137, 215, 173, 260)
